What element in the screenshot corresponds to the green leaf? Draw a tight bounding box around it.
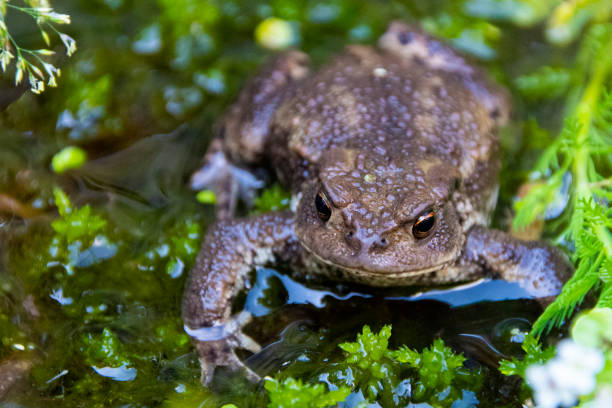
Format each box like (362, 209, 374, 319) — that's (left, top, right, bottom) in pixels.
(532, 257, 600, 336)
(196, 189, 216, 204)
(51, 146, 87, 173)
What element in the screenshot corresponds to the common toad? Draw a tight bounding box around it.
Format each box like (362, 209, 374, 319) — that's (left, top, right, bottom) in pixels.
(182, 22, 573, 384)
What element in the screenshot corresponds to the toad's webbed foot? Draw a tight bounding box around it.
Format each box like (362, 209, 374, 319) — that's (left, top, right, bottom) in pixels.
(463, 226, 573, 299)
(190, 139, 263, 219)
(182, 213, 301, 385)
(187, 311, 261, 384)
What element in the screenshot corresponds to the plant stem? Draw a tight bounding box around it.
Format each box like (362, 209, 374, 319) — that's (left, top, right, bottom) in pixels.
(570, 29, 612, 255)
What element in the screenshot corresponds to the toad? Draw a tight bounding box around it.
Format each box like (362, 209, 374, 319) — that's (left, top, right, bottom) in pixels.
(182, 22, 572, 384)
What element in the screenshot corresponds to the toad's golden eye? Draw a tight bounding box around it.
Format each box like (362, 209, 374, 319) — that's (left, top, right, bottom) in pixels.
(315, 191, 331, 222)
(413, 209, 435, 239)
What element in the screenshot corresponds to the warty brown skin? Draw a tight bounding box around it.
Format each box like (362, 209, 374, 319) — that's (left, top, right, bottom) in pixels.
(183, 22, 573, 384)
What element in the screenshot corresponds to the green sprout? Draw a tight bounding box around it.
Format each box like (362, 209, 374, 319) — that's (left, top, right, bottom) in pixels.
(0, 0, 76, 93)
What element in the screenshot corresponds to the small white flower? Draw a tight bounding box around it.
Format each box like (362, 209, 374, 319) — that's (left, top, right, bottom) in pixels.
(36, 49, 55, 56)
(30, 63, 44, 79)
(0, 49, 13, 72)
(29, 73, 45, 94)
(43, 11, 71, 24)
(59, 33, 77, 56)
(556, 339, 604, 375)
(589, 386, 612, 408)
(41, 29, 51, 46)
(526, 340, 604, 408)
(42, 62, 60, 77)
(14, 60, 24, 84)
(34, 7, 70, 24)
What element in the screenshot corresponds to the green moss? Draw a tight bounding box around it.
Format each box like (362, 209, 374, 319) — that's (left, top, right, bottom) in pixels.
(80, 328, 133, 368)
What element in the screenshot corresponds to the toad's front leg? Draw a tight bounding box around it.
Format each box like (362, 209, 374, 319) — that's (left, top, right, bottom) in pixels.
(182, 212, 300, 384)
(190, 51, 310, 219)
(462, 226, 573, 299)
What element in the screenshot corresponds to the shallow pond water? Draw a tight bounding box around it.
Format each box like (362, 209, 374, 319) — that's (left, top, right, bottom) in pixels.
(0, 0, 572, 406)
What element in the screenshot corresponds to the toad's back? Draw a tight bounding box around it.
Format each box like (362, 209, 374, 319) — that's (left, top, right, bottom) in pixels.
(267, 40, 507, 191)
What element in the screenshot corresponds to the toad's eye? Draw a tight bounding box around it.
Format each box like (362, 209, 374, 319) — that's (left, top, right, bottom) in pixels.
(412, 209, 435, 239)
(315, 191, 332, 222)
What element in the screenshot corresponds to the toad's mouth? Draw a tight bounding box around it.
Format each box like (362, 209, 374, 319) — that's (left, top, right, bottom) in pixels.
(301, 241, 455, 278)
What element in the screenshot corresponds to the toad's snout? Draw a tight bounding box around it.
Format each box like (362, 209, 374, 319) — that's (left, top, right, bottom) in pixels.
(344, 226, 391, 255)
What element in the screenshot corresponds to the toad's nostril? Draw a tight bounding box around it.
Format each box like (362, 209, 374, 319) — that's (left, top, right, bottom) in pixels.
(367, 236, 389, 254)
(374, 237, 389, 250)
(345, 229, 361, 251)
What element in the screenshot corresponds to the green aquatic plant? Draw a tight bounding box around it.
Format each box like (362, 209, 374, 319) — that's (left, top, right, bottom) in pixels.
(511, 22, 612, 335)
(392, 339, 480, 404)
(80, 327, 134, 368)
(499, 334, 555, 379)
(0, 0, 76, 93)
(338, 325, 398, 401)
(427, 0, 612, 342)
(49, 188, 113, 272)
(269, 325, 482, 407)
(51, 187, 107, 245)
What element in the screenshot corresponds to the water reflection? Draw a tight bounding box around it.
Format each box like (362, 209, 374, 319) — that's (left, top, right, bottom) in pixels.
(241, 267, 542, 379)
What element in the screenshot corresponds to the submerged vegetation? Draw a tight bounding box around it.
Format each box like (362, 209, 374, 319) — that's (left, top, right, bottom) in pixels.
(0, 0, 611, 407)
(265, 326, 482, 407)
